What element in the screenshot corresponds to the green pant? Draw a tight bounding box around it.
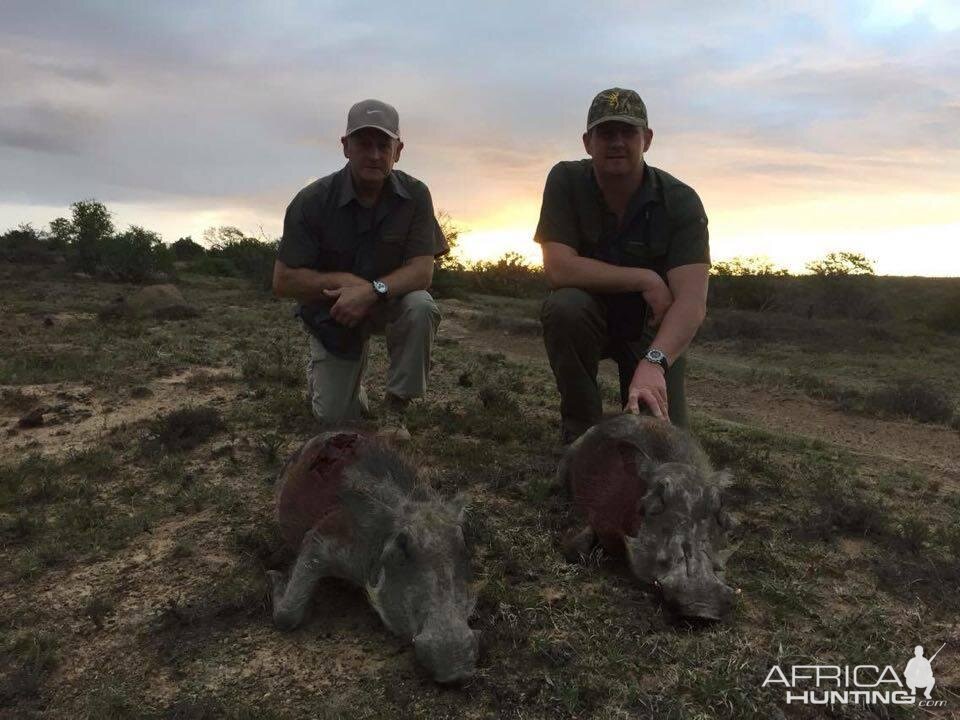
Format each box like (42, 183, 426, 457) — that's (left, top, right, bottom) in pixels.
(306, 290, 441, 424)
(541, 287, 688, 440)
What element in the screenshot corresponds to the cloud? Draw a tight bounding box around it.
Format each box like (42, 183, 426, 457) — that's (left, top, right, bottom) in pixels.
(0, 102, 102, 155)
(0, 0, 957, 270)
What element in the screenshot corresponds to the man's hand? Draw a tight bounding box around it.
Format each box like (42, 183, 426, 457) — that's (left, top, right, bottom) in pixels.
(625, 360, 669, 420)
(642, 276, 674, 327)
(323, 284, 377, 327)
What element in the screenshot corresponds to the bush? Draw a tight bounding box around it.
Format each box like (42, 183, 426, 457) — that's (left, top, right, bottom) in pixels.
(96, 226, 175, 282)
(806, 251, 875, 276)
(866, 379, 954, 424)
(709, 257, 789, 311)
(141, 406, 225, 455)
(197, 227, 277, 289)
(435, 210, 464, 272)
(171, 236, 206, 261)
(464, 252, 546, 298)
(0, 224, 57, 264)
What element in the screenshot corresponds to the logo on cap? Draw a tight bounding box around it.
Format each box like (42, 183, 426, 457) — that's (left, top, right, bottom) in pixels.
(345, 99, 400, 139)
(587, 88, 647, 131)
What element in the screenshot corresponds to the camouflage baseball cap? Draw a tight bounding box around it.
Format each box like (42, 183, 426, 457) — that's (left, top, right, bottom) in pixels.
(586, 88, 648, 131)
(345, 99, 400, 139)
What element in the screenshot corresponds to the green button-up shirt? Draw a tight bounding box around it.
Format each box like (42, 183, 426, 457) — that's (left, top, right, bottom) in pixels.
(534, 160, 710, 339)
(277, 165, 448, 357)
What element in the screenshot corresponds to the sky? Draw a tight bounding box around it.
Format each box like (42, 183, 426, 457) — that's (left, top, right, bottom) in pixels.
(1, 1, 959, 276)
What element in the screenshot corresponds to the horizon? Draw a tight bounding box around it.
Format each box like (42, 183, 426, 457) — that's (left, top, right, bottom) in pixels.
(2, 2, 959, 277)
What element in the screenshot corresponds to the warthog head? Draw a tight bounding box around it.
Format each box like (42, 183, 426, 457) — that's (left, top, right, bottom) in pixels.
(624, 462, 736, 621)
(365, 495, 478, 683)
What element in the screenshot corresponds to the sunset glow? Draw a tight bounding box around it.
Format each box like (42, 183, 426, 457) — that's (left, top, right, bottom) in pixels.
(2, 3, 958, 276)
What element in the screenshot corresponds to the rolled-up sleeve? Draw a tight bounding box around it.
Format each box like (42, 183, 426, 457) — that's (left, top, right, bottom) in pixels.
(277, 190, 320, 269)
(404, 184, 449, 260)
(666, 188, 710, 270)
(533, 163, 580, 252)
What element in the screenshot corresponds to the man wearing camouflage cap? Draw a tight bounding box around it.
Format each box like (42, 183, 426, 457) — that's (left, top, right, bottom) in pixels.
(273, 99, 448, 439)
(535, 88, 710, 442)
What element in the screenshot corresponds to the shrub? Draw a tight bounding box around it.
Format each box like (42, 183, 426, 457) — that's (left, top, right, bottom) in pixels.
(0, 224, 57, 264)
(96, 226, 175, 282)
(435, 209, 464, 272)
(197, 226, 277, 289)
(866, 379, 954, 424)
(171, 236, 206, 261)
(464, 252, 546, 298)
(806, 251, 875, 276)
(141, 406, 225, 455)
(709, 256, 789, 311)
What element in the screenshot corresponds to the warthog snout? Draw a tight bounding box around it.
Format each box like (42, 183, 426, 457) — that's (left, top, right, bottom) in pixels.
(657, 546, 736, 621)
(414, 622, 479, 684)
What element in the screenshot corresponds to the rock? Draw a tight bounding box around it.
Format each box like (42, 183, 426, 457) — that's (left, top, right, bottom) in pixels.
(127, 284, 198, 319)
(43, 315, 55, 327)
(130, 385, 153, 399)
(100, 284, 199, 321)
(18, 406, 45, 428)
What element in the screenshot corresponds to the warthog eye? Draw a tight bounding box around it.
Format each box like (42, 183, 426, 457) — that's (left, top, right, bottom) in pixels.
(643, 495, 665, 516)
(385, 531, 414, 563)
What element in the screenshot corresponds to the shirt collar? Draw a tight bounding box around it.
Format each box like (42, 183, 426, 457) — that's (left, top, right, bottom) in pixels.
(337, 164, 411, 207)
(589, 162, 661, 206)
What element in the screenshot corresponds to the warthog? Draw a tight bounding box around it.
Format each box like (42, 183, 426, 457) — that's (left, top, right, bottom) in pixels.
(268, 430, 478, 683)
(560, 414, 737, 621)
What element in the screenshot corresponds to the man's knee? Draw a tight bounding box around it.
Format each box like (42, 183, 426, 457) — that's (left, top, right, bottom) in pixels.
(541, 288, 599, 333)
(308, 382, 357, 425)
(396, 290, 440, 328)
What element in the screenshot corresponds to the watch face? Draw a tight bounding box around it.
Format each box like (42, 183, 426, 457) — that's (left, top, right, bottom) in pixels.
(646, 349, 664, 362)
(373, 280, 387, 295)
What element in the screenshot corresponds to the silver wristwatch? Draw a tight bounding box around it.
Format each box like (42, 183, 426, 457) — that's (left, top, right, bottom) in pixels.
(372, 279, 389, 301)
(643, 348, 669, 372)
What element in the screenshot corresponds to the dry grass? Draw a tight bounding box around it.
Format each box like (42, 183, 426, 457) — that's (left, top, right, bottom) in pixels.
(0, 264, 958, 719)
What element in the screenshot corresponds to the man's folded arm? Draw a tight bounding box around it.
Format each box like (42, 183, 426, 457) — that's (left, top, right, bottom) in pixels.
(272, 261, 368, 304)
(541, 242, 666, 294)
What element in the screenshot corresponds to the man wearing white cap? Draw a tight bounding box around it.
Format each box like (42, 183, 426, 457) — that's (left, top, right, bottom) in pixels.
(273, 99, 448, 439)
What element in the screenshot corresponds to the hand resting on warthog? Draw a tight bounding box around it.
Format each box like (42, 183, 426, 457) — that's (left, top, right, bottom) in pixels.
(559, 414, 738, 621)
(268, 430, 478, 683)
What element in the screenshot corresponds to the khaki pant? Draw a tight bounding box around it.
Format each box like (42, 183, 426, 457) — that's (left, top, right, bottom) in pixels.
(541, 287, 689, 441)
(306, 290, 441, 424)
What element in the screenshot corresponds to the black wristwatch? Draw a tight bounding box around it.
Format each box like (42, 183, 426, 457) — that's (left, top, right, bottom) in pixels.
(372, 279, 389, 301)
(643, 348, 669, 372)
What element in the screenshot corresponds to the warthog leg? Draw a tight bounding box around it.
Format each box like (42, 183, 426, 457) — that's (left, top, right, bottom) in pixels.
(561, 525, 597, 563)
(268, 529, 340, 631)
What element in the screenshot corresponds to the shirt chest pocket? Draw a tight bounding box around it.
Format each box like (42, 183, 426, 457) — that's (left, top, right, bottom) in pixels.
(374, 231, 406, 277)
(619, 209, 669, 267)
(316, 232, 356, 272)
